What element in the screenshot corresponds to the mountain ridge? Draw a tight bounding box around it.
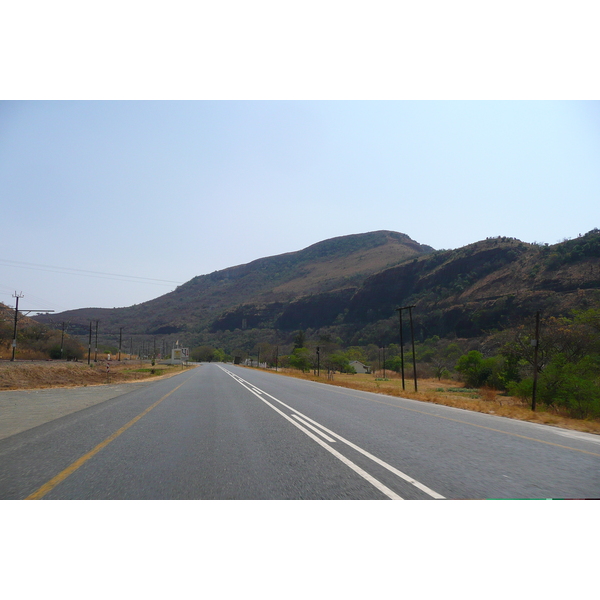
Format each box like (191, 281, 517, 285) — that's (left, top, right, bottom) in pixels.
(37, 230, 434, 338)
(33, 229, 600, 351)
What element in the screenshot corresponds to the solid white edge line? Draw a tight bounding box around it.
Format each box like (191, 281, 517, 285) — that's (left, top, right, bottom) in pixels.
(220, 366, 445, 500)
(218, 367, 403, 500)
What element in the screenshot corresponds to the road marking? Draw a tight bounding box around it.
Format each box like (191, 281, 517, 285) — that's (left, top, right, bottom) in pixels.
(292, 380, 600, 458)
(291, 410, 445, 499)
(291, 414, 336, 442)
(219, 366, 445, 499)
(25, 378, 192, 500)
(237, 381, 402, 499)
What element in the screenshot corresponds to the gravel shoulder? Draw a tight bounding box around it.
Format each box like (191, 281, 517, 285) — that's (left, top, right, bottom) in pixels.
(0, 361, 196, 440)
(0, 381, 154, 440)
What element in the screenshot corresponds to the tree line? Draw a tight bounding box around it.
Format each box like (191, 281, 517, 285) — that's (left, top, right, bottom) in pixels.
(190, 308, 600, 420)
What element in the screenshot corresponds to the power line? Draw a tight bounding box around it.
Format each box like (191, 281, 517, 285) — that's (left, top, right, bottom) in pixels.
(0, 259, 184, 286)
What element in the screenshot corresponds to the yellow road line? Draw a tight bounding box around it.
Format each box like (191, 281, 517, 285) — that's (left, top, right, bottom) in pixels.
(308, 384, 600, 458)
(25, 378, 192, 500)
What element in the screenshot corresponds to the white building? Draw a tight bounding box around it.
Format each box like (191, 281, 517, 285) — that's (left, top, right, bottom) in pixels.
(349, 360, 371, 374)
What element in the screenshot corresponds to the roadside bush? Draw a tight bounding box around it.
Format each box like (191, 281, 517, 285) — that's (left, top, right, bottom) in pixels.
(539, 355, 600, 418)
(46, 338, 85, 360)
(455, 351, 519, 391)
(508, 354, 600, 418)
(455, 351, 495, 388)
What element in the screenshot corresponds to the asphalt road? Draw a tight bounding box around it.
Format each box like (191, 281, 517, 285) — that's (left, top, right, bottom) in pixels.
(1, 362, 599, 499)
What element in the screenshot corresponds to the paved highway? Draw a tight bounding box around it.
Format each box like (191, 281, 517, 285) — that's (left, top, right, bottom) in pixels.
(1, 362, 599, 499)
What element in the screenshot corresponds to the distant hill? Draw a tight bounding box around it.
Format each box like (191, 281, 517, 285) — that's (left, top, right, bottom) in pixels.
(36, 231, 434, 342)
(34, 229, 600, 352)
(208, 230, 600, 345)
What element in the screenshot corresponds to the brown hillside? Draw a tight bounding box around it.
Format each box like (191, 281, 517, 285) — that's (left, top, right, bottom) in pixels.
(35, 231, 433, 342)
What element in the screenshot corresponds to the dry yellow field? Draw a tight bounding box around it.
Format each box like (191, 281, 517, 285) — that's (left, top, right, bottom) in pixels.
(0, 360, 191, 391)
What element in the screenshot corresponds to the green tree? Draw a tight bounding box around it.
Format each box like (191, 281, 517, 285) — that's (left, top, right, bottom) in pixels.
(289, 347, 311, 372)
(455, 351, 497, 388)
(326, 352, 354, 373)
(293, 330, 306, 349)
(191, 345, 216, 362)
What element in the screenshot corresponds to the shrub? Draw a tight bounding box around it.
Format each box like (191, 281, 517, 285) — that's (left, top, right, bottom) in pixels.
(508, 355, 600, 418)
(456, 351, 520, 390)
(289, 347, 311, 372)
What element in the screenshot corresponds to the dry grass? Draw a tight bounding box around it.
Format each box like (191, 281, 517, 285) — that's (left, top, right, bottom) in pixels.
(250, 367, 600, 436)
(0, 360, 192, 391)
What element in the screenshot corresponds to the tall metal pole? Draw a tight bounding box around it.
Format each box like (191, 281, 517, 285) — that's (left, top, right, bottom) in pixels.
(118, 328, 123, 362)
(532, 311, 540, 412)
(408, 306, 418, 392)
(382, 345, 386, 379)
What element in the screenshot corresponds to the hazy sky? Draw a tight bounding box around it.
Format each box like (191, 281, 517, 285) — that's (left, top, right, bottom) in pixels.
(1, 100, 599, 313)
(2, 4, 600, 314)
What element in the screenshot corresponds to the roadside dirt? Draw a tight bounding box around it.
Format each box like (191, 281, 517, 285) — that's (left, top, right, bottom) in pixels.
(0, 360, 191, 391)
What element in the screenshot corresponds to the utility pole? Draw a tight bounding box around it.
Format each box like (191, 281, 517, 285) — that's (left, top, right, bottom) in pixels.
(11, 292, 24, 361)
(316, 346, 320, 377)
(118, 328, 123, 362)
(60, 322, 67, 359)
(382, 345, 386, 379)
(395, 307, 406, 390)
(532, 311, 540, 412)
(408, 305, 418, 392)
(94, 321, 99, 362)
(9, 293, 53, 361)
(275, 346, 279, 372)
(398, 305, 417, 391)
(88, 321, 92, 365)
